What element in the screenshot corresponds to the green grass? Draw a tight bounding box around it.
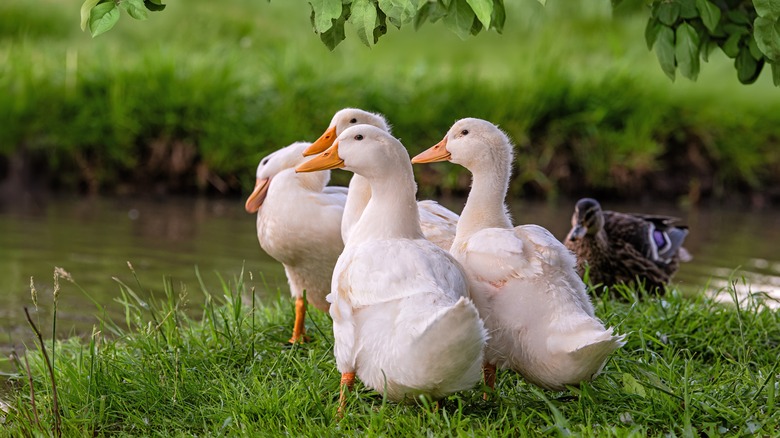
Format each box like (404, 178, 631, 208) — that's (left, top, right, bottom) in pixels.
(1, 0, 779, 200)
(1, 268, 778, 436)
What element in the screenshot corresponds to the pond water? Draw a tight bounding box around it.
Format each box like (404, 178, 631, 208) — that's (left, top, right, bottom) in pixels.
(1, 195, 779, 374)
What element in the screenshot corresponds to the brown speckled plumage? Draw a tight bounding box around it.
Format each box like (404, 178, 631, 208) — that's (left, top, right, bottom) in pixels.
(564, 198, 691, 293)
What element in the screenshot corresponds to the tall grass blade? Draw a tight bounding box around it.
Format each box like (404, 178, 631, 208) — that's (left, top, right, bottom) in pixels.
(23, 307, 60, 437)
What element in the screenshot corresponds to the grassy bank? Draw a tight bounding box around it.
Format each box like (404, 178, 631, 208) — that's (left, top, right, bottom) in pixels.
(1, 0, 779, 202)
(1, 268, 778, 436)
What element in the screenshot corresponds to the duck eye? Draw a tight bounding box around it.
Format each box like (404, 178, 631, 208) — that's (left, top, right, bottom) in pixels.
(460, 129, 469, 136)
(349, 118, 357, 123)
(261, 157, 269, 165)
(354, 134, 364, 141)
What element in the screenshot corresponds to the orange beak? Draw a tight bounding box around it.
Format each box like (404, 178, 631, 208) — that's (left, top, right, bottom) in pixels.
(411, 137, 451, 164)
(295, 142, 344, 173)
(303, 126, 337, 157)
(245, 178, 270, 213)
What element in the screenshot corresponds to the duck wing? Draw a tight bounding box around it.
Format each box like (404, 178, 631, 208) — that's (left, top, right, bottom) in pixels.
(335, 239, 468, 308)
(417, 200, 459, 251)
(603, 211, 689, 264)
(457, 225, 594, 315)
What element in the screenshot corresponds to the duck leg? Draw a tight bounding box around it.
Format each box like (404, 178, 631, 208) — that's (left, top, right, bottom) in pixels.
(338, 372, 355, 417)
(288, 297, 308, 344)
(483, 362, 497, 400)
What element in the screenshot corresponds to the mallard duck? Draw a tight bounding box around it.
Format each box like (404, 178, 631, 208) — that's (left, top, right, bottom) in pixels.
(245, 141, 347, 343)
(303, 108, 459, 249)
(296, 125, 486, 412)
(564, 198, 691, 292)
(412, 118, 624, 392)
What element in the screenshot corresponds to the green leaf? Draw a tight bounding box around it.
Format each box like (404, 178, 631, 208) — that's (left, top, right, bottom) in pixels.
(645, 17, 662, 50)
(537, 0, 547, 5)
(611, 0, 625, 8)
(754, 0, 780, 19)
(710, 23, 726, 38)
(350, 0, 378, 47)
(656, 2, 680, 26)
(726, 10, 750, 25)
(701, 37, 717, 62)
(374, 7, 388, 42)
(772, 61, 780, 86)
(754, 16, 780, 62)
(466, 0, 493, 28)
(491, 0, 506, 32)
(749, 34, 763, 60)
(470, 14, 483, 35)
(695, 0, 721, 33)
(378, 0, 419, 27)
(143, 0, 166, 12)
(735, 47, 763, 84)
(443, 0, 476, 40)
(120, 0, 148, 21)
(89, 2, 120, 37)
(622, 374, 647, 397)
(414, 2, 431, 28)
(319, 16, 347, 49)
(723, 23, 749, 36)
(309, 0, 342, 33)
(676, 22, 701, 80)
(317, 2, 349, 49)
(414, 1, 448, 29)
(722, 32, 742, 58)
(678, 0, 697, 19)
(655, 25, 676, 81)
(80, 0, 100, 31)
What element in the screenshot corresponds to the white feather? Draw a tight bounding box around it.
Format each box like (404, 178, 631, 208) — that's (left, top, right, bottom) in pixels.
(251, 142, 346, 312)
(320, 108, 459, 249)
(324, 125, 487, 402)
(429, 118, 625, 391)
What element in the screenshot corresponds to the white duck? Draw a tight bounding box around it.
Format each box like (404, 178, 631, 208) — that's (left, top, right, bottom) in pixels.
(296, 125, 487, 411)
(245, 141, 347, 343)
(412, 118, 625, 392)
(303, 108, 458, 248)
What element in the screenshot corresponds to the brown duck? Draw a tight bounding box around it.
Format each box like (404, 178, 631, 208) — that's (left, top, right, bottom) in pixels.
(565, 198, 691, 292)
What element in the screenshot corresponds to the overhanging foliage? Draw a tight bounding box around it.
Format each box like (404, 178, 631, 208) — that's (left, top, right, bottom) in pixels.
(78, 0, 780, 86)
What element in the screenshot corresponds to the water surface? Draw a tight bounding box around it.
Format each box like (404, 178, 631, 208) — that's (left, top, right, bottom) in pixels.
(1, 195, 778, 373)
(0, 196, 288, 373)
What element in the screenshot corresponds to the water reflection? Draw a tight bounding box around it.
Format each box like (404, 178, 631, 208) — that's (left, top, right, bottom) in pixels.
(671, 206, 780, 309)
(0, 196, 778, 374)
(0, 196, 288, 372)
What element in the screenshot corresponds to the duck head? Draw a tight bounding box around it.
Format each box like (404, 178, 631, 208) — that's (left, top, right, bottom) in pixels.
(245, 142, 314, 213)
(303, 108, 391, 157)
(411, 118, 513, 174)
(297, 125, 409, 178)
(567, 198, 604, 241)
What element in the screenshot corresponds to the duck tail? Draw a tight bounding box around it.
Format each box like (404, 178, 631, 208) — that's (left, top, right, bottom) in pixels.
(567, 328, 626, 380)
(410, 297, 487, 390)
(656, 227, 690, 263)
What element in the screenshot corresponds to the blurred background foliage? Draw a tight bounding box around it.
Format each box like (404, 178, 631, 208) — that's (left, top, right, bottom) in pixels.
(1, 0, 778, 204)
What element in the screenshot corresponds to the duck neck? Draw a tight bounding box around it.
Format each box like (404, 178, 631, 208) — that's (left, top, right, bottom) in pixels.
(271, 168, 325, 196)
(347, 163, 423, 244)
(455, 163, 512, 244)
(296, 168, 328, 192)
(341, 175, 371, 243)
(588, 229, 609, 251)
